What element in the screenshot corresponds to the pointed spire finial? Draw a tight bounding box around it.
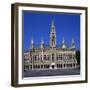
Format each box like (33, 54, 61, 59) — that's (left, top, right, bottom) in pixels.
(62, 37, 65, 44)
(30, 38, 34, 49)
(51, 19, 56, 34)
(62, 37, 67, 49)
(31, 38, 34, 44)
(41, 37, 44, 44)
(72, 38, 74, 44)
(51, 19, 54, 26)
(41, 37, 44, 49)
(71, 38, 75, 49)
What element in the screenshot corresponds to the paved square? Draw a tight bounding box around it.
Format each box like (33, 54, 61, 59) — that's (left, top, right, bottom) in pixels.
(24, 68, 80, 77)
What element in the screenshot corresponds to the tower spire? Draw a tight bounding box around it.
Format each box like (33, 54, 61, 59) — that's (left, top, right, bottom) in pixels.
(41, 37, 44, 44)
(51, 19, 56, 33)
(51, 19, 54, 26)
(50, 19, 56, 48)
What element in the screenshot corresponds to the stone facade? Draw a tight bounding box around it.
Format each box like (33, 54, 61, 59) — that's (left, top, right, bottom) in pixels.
(24, 20, 77, 71)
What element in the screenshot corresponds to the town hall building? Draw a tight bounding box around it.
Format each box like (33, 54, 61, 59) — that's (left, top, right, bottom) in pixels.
(24, 20, 78, 71)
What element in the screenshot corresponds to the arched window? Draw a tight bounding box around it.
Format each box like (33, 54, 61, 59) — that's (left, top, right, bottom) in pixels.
(52, 54, 54, 61)
(44, 64, 46, 68)
(35, 55, 37, 61)
(61, 64, 62, 68)
(40, 55, 42, 60)
(38, 65, 40, 69)
(57, 64, 58, 68)
(41, 65, 43, 69)
(44, 55, 46, 60)
(56, 56, 58, 60)
(64, 64, 65, 67)
(33, 65, 35, 69)
(30, 65, 32, 69)
(47, 55, 50, 60)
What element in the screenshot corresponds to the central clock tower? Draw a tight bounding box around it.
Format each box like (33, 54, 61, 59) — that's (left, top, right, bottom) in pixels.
(50, 20, 56, 48)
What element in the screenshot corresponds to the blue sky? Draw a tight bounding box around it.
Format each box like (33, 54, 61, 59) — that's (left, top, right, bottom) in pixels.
(23, 11, 80, 50)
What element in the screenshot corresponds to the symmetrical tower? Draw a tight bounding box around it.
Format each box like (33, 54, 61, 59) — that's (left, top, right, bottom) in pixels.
(30, 38, 34, 49)
(50, 20, 56, 48)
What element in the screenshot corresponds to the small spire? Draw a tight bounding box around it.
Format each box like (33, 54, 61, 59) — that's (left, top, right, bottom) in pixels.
(72, 38, 75, 44)
(62, 37, 66, 49)
(41, 37, 44, 44)
(71, 38, 75, 49)
(31, 38, 34, 44)
(62, 37, 65, 44)
(30, 38, 34, 49)
(41, 38, 44, 49)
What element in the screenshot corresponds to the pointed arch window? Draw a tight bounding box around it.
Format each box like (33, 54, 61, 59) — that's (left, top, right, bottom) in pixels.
(52, 54, 54, 61)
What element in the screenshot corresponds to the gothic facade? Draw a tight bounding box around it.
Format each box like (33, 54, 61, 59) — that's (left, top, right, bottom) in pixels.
(24, 20, 78, 71)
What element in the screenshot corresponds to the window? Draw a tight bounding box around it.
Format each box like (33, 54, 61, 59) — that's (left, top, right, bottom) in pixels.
(35, 55, 37, 61)
(44, 55, 46, 60)
(61, 56, 62, 60)
(64, 64, 65, 67)
(56, 56, 58, 60)
(47, 65, 49, 68)
(44, 65, 46, 68)
(47, 55, 50, 60)
(40, 55, 42, 60)
(30, 65, 32, 69)
(30, 57, 32, 60)
(52, 54, 54, 61)
(61, 64, 62, 68)
(41, 65, 43, 69)
(59, 55, 60, 60)
(38, 65, 40, 69)
(33, 65, 35, 69)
